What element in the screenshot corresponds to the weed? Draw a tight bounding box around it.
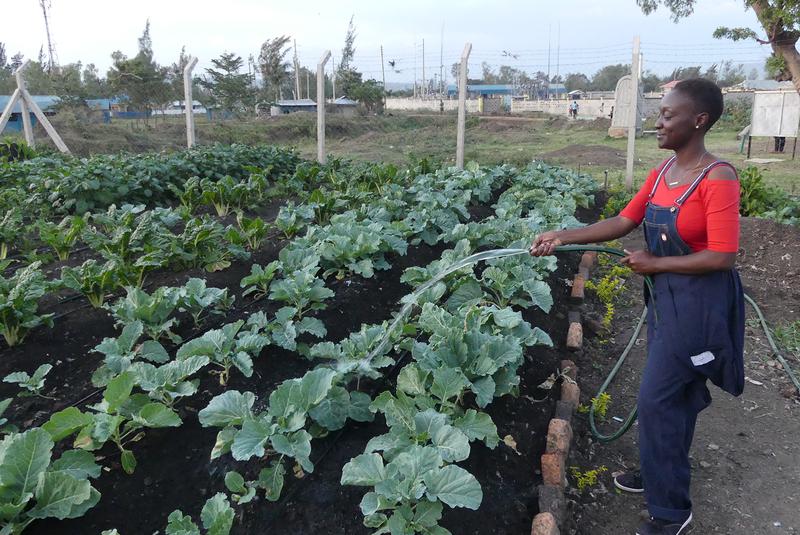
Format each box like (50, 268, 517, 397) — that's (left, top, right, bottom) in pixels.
(773, 320, 800, 359)
(570, 465, 608, 492)
(586, 265, 632, 327)
(577, 392, 612, 420)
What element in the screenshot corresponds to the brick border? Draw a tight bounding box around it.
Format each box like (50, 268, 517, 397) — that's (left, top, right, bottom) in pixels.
(530, 251, 597, 534)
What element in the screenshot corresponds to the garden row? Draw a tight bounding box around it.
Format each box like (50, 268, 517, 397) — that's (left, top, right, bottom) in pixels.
(1, 147, 596, 534)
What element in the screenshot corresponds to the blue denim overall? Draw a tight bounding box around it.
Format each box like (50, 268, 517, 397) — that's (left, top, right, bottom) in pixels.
(638, 156, 745, 522)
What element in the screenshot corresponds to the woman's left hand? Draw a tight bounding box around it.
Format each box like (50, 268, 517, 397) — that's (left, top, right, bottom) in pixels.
(620, 249, 662, 274)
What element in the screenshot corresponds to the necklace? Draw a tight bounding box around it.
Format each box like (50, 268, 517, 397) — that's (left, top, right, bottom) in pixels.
(668, 151, 708, 186)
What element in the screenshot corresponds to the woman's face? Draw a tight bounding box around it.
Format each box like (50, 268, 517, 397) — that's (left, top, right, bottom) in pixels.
(654, 90, 706, 150)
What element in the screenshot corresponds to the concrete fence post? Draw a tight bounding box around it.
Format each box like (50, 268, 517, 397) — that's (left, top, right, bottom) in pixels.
(184, 56, 199, 148)
(625, 36, 641, 191)
(317, 50, 332, 164)
(456, 43, 472, 170)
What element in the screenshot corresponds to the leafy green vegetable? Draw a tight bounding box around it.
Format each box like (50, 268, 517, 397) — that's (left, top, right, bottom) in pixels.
(60, 258, 126, 308)
(176, 320, 268, 385)
(165, 493, 234, 535)
(3, 364, 53, 398)
(239, 262, 280, 299)
(0, 209, 24, 260)
(0, 428, 101, 533)
(37, 215, 87, 261)
(90, 321, 169, 387)
(0, 262, 54, 346)
(49, 372, 182, 475)
(108, 286, 183, 344)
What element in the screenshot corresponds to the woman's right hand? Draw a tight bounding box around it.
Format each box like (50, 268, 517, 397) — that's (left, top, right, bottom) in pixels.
(529, 231, 563, 256)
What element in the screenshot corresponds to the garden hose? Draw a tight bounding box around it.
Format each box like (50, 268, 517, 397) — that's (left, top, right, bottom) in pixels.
(552, 245, 800, 443)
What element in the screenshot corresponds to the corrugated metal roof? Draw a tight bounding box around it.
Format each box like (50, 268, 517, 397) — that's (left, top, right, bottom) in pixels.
(276, 99, 317, 106)
(334, 96, 358, 105)
(0, 95, 60, 113)
(734, 79, 794, 91)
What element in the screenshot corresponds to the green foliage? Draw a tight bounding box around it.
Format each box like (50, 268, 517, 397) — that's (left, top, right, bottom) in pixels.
(3, 364, 53, 398)
(585, 265, 632, 327)
(739, 166, 800, 224)
(176, 320, 269, 385)
(107, 286, 183, 344)
(577, 392, 612, 421)
(0, 209, 24, 259)
(0, 144, 299, 217)
(60, 259, 126, 308)
(90, 321, 170, 387)
(46, 372, 182, 475)
(240, 261, 280, 299)
(773, 320, 800, 359)
(570, 465, 608, 492)
(165, 493, 234, 535)
(0, 262, 54, 346)
(0, 428, 101, 533)
(0, 139, 37, 163)
(198, 52, 254, 116)
(37, 215, 87, 261)
(602, 187, 634, 219)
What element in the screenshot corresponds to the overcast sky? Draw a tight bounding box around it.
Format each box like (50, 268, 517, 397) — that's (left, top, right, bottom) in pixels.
(4, 0, 771, 84)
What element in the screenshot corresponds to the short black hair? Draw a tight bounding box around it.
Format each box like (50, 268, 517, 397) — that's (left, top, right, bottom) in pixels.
(673, 78, 724, 131)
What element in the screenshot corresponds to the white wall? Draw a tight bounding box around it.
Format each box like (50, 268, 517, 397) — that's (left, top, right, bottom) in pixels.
(511, 98, 614, 118)
(385, 98, 479, 113)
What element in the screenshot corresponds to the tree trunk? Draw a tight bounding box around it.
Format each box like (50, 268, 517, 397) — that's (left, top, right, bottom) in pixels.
(750, 1, 800, 93)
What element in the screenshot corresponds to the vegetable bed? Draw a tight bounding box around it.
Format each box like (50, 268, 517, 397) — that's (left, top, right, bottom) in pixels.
(0, 147, 597, 535)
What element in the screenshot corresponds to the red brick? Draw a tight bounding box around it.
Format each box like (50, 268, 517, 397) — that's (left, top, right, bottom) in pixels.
(531, 512, 560, 535)
(561, 381, 580, 407)
(541, 452, 565, 487)
(560, 360, 577, 380)
(566, 322, 582, 350)
(579, 251, 597, 271)
(578, 266, 590, 280)
(545, 419, 573, 455)
(570, 275, 585, 303)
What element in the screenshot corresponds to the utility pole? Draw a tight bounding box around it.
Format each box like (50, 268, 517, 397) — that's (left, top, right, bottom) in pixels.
(556, 23, 560, 83)
(422, 39, 426, 98)
(380, 45, 386, 90)
(413, 39, 417, 99)
(546, 25, 551, 99)
(456, 43, 472, 169)
(440, 23, 444, 96)
(625, 36, 641, 191)
(332, 56, 336, 99)
(293, 39, 301, 100)
(306, 72, 310, 99)
(39, 0, 57, 73)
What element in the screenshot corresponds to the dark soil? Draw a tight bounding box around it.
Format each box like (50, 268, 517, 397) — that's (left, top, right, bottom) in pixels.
(539, 145, 626, 168)
(565, 217, 800, 534)
(2, 197, 601, 535)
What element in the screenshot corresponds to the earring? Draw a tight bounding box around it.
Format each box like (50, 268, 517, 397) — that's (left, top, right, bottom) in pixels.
(695, 125, 700, 129)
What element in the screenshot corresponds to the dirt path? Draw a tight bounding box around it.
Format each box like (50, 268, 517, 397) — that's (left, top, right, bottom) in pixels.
(567, 217, 800, 535)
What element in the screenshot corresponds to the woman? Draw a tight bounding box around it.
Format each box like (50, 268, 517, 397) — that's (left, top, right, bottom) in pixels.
(531, 78, 744, 535)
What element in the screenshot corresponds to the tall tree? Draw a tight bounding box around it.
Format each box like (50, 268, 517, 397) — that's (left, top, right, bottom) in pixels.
(637, 0, 800, 91)
(565, 72, 591, 92)
(107, 20, 170, 114)
(198, 52, 254, 115)
(337, 16, 363, 97)
(591, 64, 631, 90)
(258, 35, 292, 101)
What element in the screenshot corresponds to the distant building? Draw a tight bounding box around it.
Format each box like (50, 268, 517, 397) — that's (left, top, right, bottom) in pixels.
(660, 80, 681, 93)
(270, 98, 318, 115)
(333, 96, 358, 116)
(0, 95, 59, 134)
(156, 100, 208, 116)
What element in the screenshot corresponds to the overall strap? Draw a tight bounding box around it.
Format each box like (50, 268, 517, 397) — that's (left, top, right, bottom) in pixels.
(648, 156, 677, 199)
(675, 160, 735, 206)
